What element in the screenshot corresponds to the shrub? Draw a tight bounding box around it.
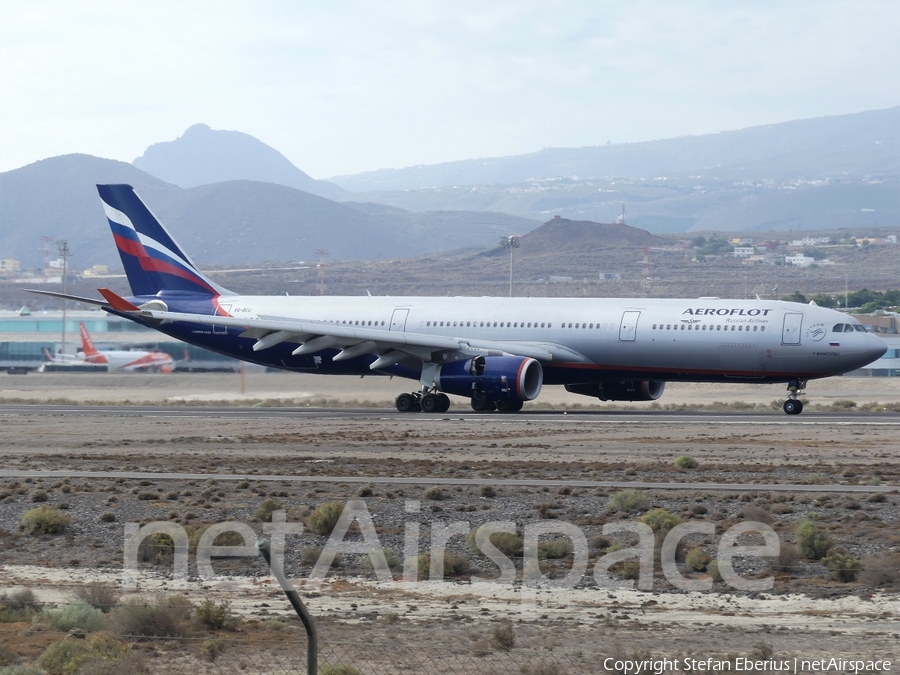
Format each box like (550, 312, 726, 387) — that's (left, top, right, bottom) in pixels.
(357, 486, 373, 497)
(640, 508, 683, 532)
(465, 530, 523, 557)
(480, 485, 496, 498)
(200, 639, 226, 662)
(796, 520, 833, 560)
(536, 502, 557, 519)
(617, 561, 640, 580)
(362, 547, 401, 574)
(29, 490, 48, 503)
(108, 594, 192, 638)
(860, 553, 900, 588)
(38, 634, 138, 675)
(538, 539, 573, 559)
(740, 506, 774, 525)
(424, 487, 447, 501)
(674, 456, 699, 470)
(75, 583, 120, 613)
(0, 589, 38, 612)
(685, 547, 711, 571)
(22, 506, 70, 534)
(319, 665, 362, 675)
(706, 559, 722, 583)
(491, 621, 516, 652)
(307, 501, 344, 536)
(0, 644, 15, 667)
(823, 550, 862, 582)
(0, 666, 46, 675)
(773, 543, 801, 573)
(45, 599, 105, 632)
(196, 599, 233, 630)
(607, 489, 650, 513)
(416, 552, 470, 578)
(100, 512, 116, 523)
(254, 497, 284, 522)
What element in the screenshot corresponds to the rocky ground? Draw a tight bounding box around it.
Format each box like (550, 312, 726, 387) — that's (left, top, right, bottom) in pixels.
(1, 375, 899, 671)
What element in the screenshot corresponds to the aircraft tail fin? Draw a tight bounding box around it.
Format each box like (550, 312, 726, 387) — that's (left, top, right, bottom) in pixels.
(78, 322, 100, 357)
(96, 184, 229, 297)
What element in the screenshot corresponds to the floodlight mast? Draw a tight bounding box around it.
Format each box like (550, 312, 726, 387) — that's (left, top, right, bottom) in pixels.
(56, 240, 70, 358)
(500, 235, 520, 297)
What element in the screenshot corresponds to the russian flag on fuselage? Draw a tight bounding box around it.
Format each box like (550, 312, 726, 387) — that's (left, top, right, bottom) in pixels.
(97, 184, 226, 297)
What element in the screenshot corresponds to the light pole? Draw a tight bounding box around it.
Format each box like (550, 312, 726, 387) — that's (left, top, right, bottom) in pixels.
(500, 235, 520, 297)
(56, 240, 70, 357)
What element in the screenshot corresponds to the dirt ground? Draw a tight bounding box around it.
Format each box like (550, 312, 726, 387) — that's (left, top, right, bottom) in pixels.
(1, 374, 899, 669)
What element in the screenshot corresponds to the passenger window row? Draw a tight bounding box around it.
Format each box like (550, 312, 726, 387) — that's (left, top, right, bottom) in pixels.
(651, 323, 766, 332)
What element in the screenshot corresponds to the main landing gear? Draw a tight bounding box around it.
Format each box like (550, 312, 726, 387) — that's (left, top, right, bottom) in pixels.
(783, 378, 807, 415)
(470, 393, 522, 413)
(395, 390, 451, 413)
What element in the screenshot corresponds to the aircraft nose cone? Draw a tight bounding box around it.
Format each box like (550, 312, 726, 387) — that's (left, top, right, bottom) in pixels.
(865, 334, 888, 363)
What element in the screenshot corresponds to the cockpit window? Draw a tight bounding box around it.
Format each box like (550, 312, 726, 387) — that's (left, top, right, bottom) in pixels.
(854, 325, 867, 332)
(832, 324, 845, 332)
(844, 324, 856, 333)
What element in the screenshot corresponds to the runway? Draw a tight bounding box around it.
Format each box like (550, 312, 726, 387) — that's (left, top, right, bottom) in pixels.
(1, 403, 898, 426)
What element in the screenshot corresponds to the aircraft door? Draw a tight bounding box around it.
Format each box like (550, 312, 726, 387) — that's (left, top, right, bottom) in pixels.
(390, 308, 409, 332)
(619, 311, 640, 341)
(782, 313, 803, 345)
(213, 304, 231, 334)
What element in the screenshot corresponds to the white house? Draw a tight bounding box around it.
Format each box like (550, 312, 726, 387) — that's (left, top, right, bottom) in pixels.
(785, 254, 815, 267)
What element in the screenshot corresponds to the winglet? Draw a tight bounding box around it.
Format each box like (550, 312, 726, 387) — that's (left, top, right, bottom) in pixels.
(98, 288, 140, 311)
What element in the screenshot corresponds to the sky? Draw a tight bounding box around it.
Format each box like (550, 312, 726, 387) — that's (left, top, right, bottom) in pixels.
(1, 0, 898, 179)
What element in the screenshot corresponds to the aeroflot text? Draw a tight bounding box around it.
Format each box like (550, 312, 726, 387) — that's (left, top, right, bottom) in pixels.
(683, 308, 773, 316)
(606, 658, 891, 674)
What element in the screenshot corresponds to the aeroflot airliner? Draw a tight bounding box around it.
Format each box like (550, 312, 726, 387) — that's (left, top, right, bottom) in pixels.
(31, 185, 887, 415)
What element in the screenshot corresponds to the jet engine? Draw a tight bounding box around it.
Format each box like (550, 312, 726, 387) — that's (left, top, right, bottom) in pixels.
(438, 355, 543, 402)
(565, 380, 666, 402)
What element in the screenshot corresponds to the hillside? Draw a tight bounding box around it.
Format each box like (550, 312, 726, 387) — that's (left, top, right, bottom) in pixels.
(331, 107, 900, 190)
(0, 155, 538, 268)
(133, 123, 346, 199)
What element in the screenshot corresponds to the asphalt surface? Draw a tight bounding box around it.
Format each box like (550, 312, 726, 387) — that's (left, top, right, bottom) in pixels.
(1, 404, 898, 426)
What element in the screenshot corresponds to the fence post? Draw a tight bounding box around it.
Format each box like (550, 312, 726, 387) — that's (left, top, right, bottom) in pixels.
(258, 538, 318, 675)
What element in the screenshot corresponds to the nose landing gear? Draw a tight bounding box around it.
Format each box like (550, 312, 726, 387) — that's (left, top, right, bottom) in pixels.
(783, 378, 807, 415)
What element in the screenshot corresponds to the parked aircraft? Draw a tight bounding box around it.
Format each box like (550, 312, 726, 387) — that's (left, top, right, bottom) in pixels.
(31, 185, 887, 414)
(77, 322, 174, 372)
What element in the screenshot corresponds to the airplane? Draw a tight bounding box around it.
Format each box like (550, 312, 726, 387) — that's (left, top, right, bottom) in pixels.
(29, 184, 887, 415)
(76, 322, 174, 372)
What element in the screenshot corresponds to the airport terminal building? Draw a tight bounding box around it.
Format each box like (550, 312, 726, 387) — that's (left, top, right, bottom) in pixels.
(0, 308, 242, 373)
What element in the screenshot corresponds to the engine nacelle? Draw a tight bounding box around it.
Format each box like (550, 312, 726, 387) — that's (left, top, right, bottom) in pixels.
(438, 355, 543, 402)
(565, 380, 666, 402)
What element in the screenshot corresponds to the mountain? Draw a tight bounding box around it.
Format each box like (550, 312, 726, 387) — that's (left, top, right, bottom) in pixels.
(330, 107, 899, 191)
(0, 154, 538, 269)
(133, 123, 347, 199)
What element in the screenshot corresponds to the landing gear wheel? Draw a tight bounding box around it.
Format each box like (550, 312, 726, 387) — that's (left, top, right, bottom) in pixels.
(783, 399, 803, 415)
(436, 393, 451, 413)
(471, 397, 490, 412)
(421, 393, 439, 413)
(396, 393, 416, 413)
(496, 399, 524, 413)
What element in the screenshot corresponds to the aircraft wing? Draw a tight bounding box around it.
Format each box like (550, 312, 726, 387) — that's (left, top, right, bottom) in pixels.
(126, 308, 589, 367)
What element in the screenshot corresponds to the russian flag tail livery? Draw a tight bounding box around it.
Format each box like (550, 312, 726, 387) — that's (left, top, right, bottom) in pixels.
(97, 184, 229, 297)
(78, 322, 100, 357)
